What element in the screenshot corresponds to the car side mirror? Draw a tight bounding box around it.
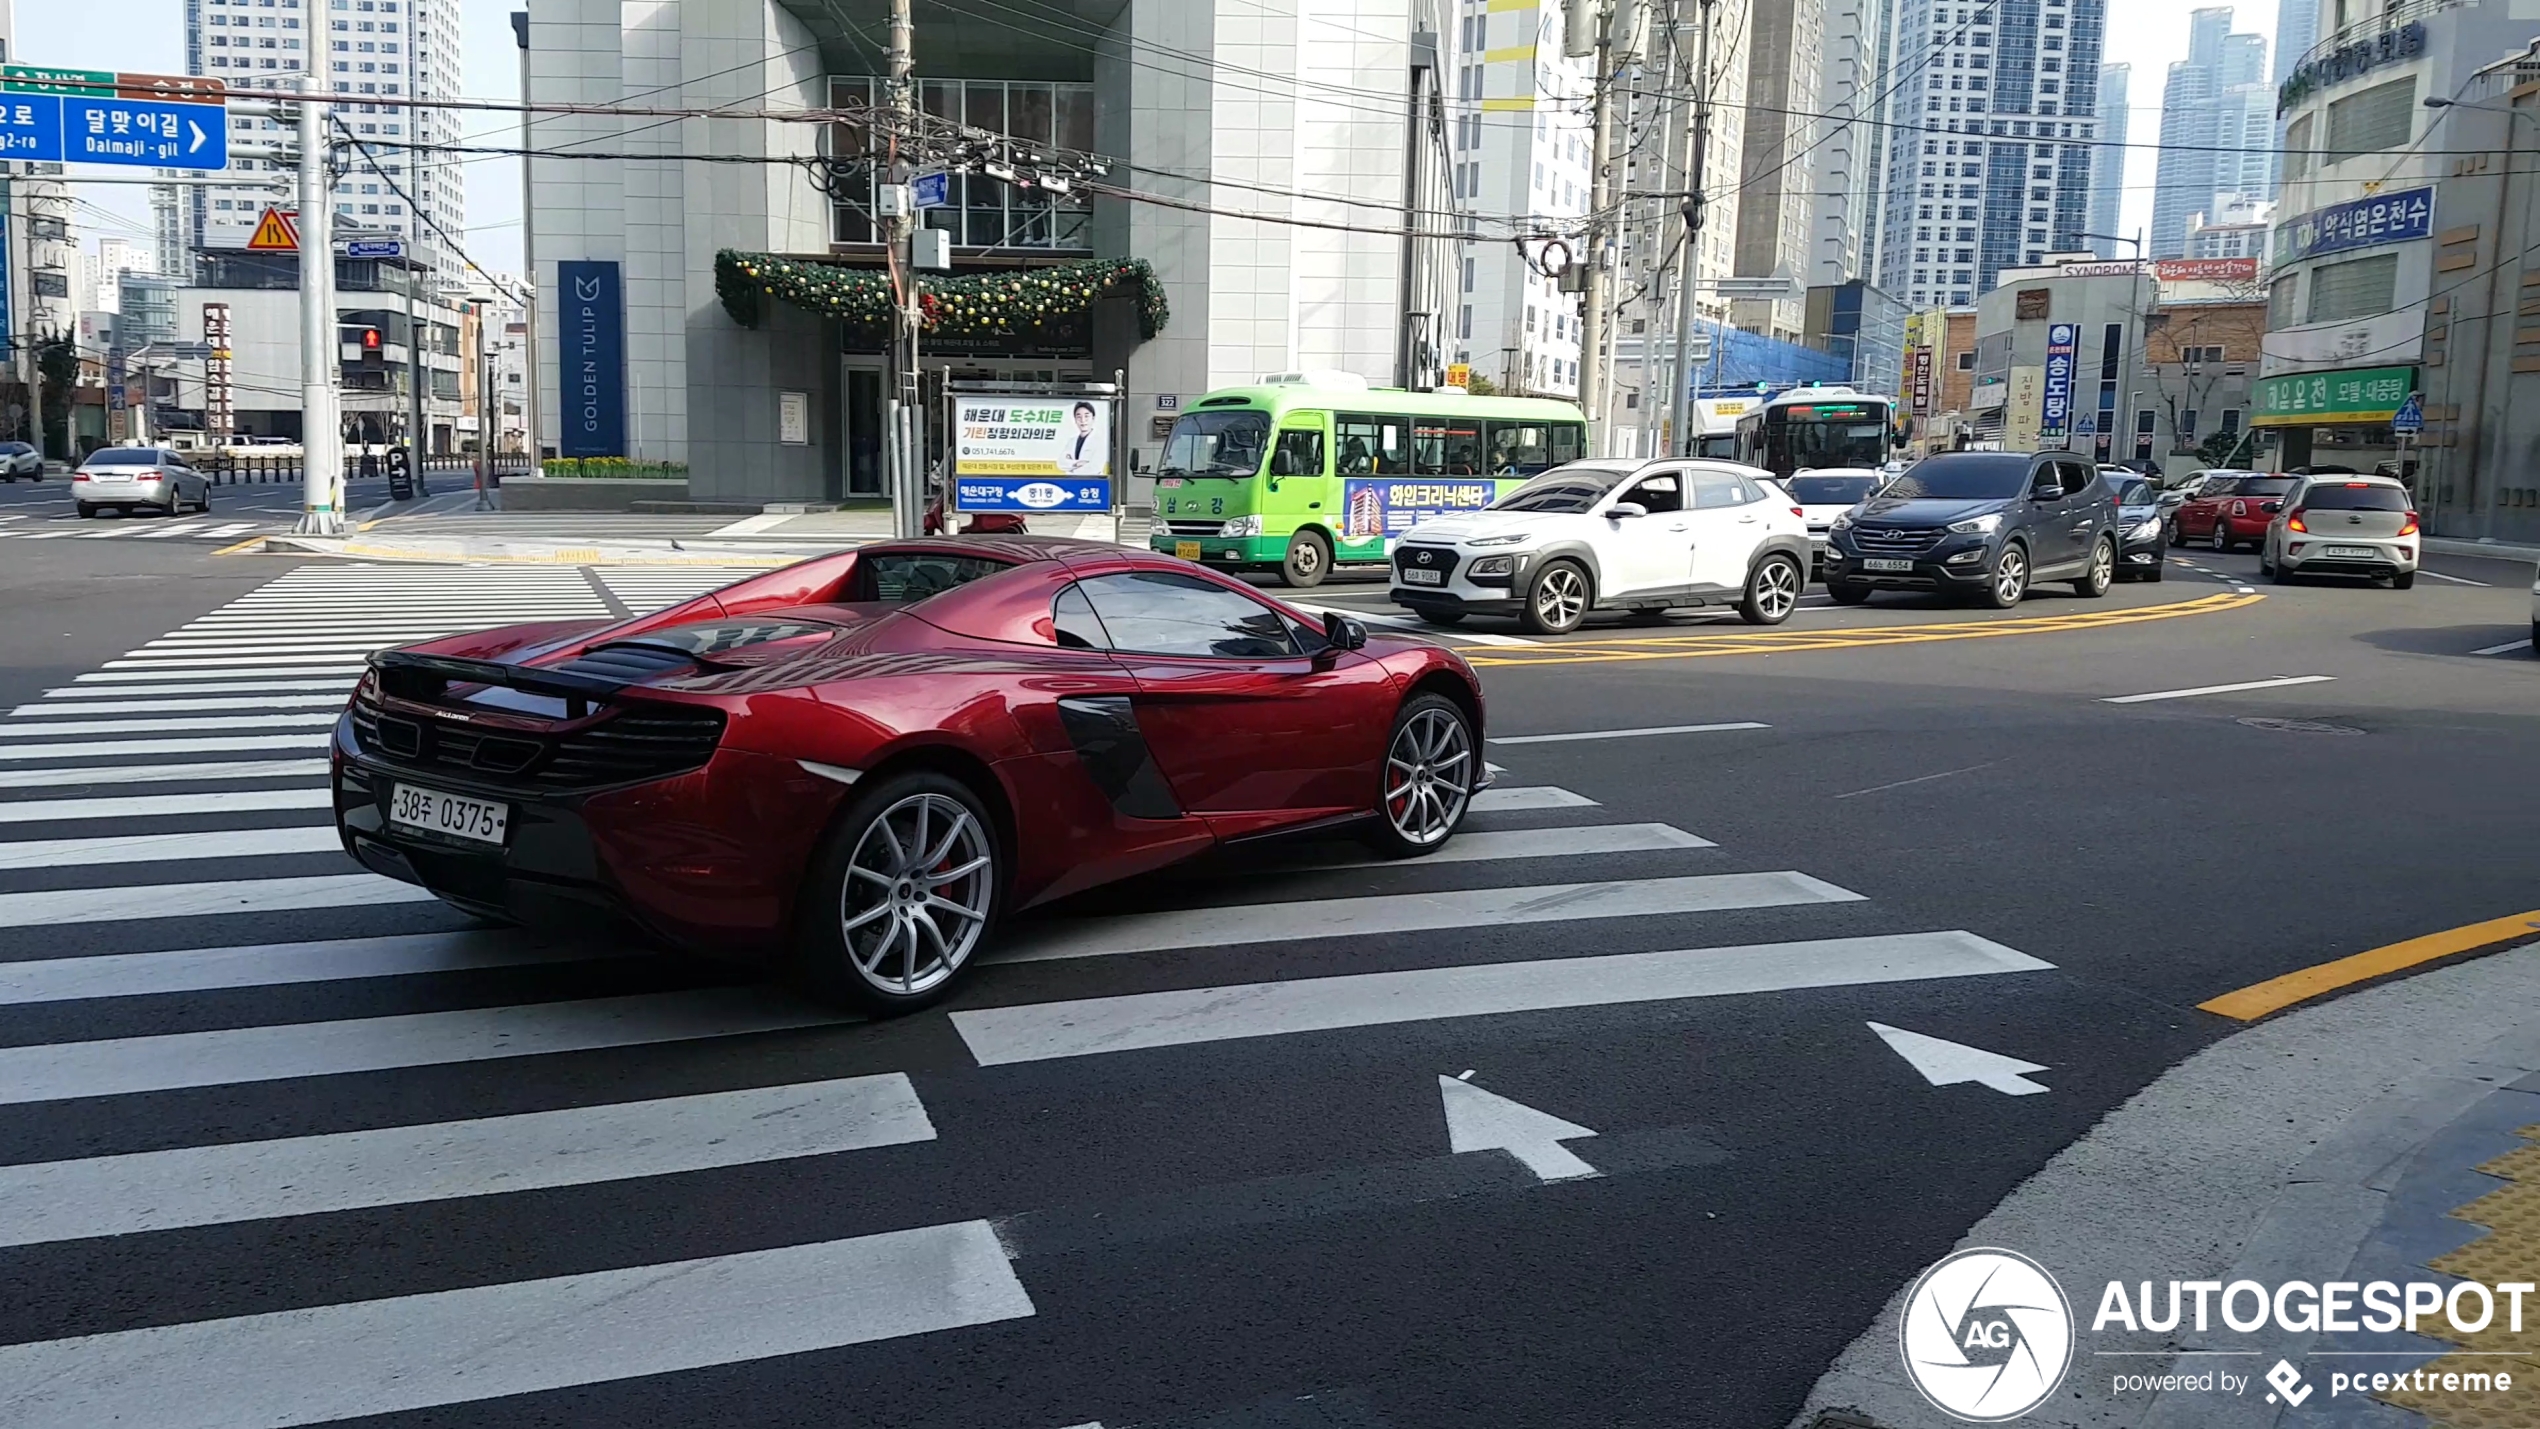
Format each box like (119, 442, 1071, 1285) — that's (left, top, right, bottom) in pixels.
(2261, 500, 2283, 513)
(1607, 502, 1647, 519)
(1322, 611, 1368, 650)
(2031, 478, 2062, 500)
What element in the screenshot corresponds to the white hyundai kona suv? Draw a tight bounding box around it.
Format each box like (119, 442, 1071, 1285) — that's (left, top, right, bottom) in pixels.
(1389, 459, 1813, 634)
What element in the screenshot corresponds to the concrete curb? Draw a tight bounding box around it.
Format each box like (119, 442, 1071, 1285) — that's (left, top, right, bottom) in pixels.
(250, 534, 826, 567)
(2423, 538, 2540, 566)
(1794, 940, 2540, 1429)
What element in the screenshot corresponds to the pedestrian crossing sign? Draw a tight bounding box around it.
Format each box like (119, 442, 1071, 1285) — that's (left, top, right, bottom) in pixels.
(246, 206, 299, 252)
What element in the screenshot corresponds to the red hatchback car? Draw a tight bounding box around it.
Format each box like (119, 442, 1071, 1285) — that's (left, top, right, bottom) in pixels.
(2172, 473, 2297, 552)
(333, 538, 1487, 1011)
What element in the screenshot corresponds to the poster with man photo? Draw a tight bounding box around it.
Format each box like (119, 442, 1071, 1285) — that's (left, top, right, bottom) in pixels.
(952, 396, 1114, 511)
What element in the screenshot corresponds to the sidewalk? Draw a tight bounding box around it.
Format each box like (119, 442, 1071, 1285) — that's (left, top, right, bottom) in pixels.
(1797, 933, 2540, 1429)
(251, 507, 1155, 566)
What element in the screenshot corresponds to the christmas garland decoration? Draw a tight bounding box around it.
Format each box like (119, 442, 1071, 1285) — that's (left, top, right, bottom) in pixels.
(715, 251, 1169, 340)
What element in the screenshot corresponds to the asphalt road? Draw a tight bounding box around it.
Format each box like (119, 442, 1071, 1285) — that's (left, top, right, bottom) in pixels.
(0, 538, 2534, 1429)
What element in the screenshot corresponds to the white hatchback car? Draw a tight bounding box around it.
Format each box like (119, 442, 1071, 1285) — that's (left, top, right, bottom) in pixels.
(2257, 473, 2420, 588)
(1784, 467, 1888, 573)
(1389, 459, 1813, 634)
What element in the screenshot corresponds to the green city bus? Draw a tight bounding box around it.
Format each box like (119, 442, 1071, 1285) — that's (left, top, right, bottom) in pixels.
(1148, 376, 1590, 586)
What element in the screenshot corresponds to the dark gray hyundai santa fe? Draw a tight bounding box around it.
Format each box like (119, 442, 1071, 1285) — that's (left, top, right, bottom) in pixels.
(1820, 451, 2121, 608)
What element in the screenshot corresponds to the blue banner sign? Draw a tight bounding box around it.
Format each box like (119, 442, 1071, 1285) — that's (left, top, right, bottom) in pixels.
(1340, 478, 1496, 543)
(2041, 323, 2077, 440)
(954, 476, 1110, 512)
(344, 239, 403, 259)
(0, 94, 226, 168)
(2274, 186, 2433, 265)
(556, 260, 626, 458)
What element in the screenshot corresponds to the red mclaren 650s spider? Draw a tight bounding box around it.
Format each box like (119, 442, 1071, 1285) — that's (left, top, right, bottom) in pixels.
(333, 537, 1488, 1011)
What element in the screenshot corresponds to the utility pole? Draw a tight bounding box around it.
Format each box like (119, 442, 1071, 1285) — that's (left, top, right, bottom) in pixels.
(1577, 1, 1620, 451)
(1668, 0, 1715, 456)
(884, 0, 924, 540)
(404, 254, 424, 470)
(293, 71, 343, 535)
(514, 10, 542, 478)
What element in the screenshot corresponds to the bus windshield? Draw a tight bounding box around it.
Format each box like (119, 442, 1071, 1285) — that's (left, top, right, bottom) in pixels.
(1160, 410, 1271, 478)
(1779, 416, 1889, 471)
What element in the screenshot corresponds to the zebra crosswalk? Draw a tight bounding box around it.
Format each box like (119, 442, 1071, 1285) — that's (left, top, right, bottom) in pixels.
(0, 515, 268, 542)
(0, 560, 2062, 1428)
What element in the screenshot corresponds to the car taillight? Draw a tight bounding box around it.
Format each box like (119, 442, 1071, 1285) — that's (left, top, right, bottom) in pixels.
(2398, 511, 2419, 536)
(1790, 506, 1805, 518)
(2286, 509, 2308, 532)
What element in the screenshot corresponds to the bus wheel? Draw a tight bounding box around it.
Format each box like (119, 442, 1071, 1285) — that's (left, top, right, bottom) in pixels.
(1279, 529, 1332, 588)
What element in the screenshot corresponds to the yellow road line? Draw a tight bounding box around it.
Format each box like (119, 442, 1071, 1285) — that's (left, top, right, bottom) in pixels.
(1466, 592, 2261, 668)
(2200, 908, 2540, 1021)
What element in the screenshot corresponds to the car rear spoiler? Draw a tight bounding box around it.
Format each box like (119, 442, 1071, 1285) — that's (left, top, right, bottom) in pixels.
(370, 649, 631, 716)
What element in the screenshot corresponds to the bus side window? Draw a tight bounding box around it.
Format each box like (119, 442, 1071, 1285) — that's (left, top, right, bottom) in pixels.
(1550, 424, 1583, 466)
(1271, 427, 1325, 479)
(1486, 421, 1543, 474)
(1337, 414, 1405, 474)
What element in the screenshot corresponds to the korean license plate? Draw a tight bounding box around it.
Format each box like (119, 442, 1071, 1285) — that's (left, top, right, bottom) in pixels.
(389, 783, 509, 845)
(1863, 557, 1915, 572)
(2322, 545, 2378, 558)
(1402, 567, 1444, 586)
(1174, 541, 1202, 560)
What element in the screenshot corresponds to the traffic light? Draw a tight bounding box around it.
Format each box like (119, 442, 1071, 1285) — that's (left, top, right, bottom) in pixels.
(360, 328, 383, 372)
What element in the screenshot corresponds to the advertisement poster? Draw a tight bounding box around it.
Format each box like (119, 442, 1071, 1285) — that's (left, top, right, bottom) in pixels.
(2273, 187, 2433, 265)
(1911, 348, 1934, 416)
(2041, 323, 2077, 440)
(556, 260, 625, 458)
(2005, 368, 2044, 452)
(1340, 478, 1495, 544)
(952, 396, 1113, 512)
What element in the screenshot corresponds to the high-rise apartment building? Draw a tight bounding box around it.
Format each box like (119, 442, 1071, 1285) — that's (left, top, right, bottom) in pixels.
(1735, 0, 1828, 339)
(1810, 0, 1900, 289)
(2273, 0, 2318, 85)
(1873, 0, 2109, 310)
(2149, 8, 2274, 256)
(2087, 63, 2127, 256)
(79, 238, 147, 314)
(182, 0, 463, 285)
(1448, 0, 1595, 397)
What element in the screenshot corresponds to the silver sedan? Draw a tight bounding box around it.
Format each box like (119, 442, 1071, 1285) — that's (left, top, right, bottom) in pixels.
(72, 447, 213, 518)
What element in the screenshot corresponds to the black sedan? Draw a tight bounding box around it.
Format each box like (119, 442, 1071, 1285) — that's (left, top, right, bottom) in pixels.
(2107, 474, 2166, 581)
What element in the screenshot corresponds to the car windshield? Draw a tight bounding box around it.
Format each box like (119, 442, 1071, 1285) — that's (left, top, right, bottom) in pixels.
(1158, 410, 1271, 479)
(1490, 464, 1633, 513)
(0, 442, 28, 456)
(1787, 473, 1882, 504)
(1879, 453, 2032, 500)
(2110, 479, 2153, 506)
(84, 449, 161, 467)
(2301, 481, 2410, 511)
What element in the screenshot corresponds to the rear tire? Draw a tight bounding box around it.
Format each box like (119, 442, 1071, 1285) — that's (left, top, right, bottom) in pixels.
(1365, 692, 1475, 858)
(1739, 553, 1804, 625)
(796, 771, 1001, 1015)
(2168, 520, 2186, 547)
(1824, 580, 1873, 605)
(2271, 552, 2296, 585)
(2211, 522, 2233, 553)
(1278, 528, 1332, 589)
(1415, 609, 1467, 627)
(2390, 570, 2415, 590)
(2071, 538, 2115, 598)
(75, 503, 94, 519)
(1519, 559, 1592, 635)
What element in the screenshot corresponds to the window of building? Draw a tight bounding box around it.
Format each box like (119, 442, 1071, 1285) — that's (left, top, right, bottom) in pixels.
(2304, 252, 2398, 324)
(2325, 77, 2415, 162)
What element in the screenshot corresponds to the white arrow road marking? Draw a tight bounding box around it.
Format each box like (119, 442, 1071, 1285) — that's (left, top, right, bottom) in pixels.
(1867, 1021, 2051, 1095)
(1438, 1074, 1600, 1181)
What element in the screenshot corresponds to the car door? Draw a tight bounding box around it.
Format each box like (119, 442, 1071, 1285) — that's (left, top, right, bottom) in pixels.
(1599, 469, 1694, 597)
(2060, 458, 2108, 566)
(1685, 467, 1769, 589)
(1074, 568, 1398, 824)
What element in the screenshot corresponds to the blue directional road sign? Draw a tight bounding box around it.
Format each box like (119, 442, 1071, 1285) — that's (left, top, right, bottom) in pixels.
(2391, 391, 2424, 435)
(912, 171, 950, 208)
(344, 239, 405, 260)
(0, 93, 227, 169)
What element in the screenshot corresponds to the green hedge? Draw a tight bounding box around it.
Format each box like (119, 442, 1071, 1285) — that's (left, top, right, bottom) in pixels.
(543, 458, 688, 480)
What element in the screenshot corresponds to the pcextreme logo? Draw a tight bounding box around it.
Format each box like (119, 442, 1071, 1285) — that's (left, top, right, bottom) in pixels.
(1900, 1248, 2075, 1422)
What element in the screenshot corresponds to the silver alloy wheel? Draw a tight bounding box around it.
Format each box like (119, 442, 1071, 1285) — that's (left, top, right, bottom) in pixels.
(1751, 558, 1800, 620)
(837, 792, 993, 997)
(1383, 705, 1474, 846)
(1994, 548, 2027, 603)
(1534, 565, 1587, 629)
(2088, 540, 2113, 592)
(1290, 537, 1322, 578)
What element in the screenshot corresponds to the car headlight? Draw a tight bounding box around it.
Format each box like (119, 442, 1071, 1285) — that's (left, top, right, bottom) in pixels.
(1468, 554, 1516, 577)
(1218, 515, 1263, 537)
(2128, 518, 2164, 541)
(1947, 513, 2003, 535)
(1464, 532, 1533, 547)
(1830, 510, 1855, 531)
